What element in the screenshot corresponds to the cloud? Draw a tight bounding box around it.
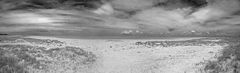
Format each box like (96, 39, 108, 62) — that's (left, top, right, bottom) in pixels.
(2, 12, 64, 26)
(110, 0, 157, 11)
(191, 0, 240, 23)
(131, 0, 240, 30)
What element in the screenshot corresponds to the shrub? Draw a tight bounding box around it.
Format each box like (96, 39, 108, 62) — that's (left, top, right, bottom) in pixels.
(0, 56, 28, 73)
(203, 44, 240, 73)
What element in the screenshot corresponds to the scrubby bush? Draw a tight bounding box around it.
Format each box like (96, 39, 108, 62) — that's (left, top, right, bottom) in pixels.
(0, 56, 28, 73)
(203, 44, 240, 73)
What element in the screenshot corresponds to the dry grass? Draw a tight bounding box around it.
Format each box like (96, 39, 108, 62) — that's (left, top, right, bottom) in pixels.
(0, 51, 28, 73)
(0, 44, 97, 73)
(203, 39, 240, 73)
(0, 36, 97, 73)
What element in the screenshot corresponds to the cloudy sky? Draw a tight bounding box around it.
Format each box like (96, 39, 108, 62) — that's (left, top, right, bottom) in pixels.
(0, 0, 240, 38)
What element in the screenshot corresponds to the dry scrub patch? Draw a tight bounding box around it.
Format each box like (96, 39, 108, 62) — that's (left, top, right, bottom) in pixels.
(203, 38, 240, 73)
(0, 36, 97, 73)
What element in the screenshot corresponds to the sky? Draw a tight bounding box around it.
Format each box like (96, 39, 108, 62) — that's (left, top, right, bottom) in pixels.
(0, 0, 240, 38)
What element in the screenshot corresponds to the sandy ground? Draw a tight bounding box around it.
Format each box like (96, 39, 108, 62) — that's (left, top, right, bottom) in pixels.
(2, 36, 223, 73)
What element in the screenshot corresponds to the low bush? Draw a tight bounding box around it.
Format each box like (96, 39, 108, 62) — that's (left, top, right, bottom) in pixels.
(0, 56, 28, 73)
(203, 44, 240, 73)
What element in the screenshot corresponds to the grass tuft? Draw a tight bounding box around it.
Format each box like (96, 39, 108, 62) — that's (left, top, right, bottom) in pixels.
(0, 56, 28, 73)
(203, 44, 240, 73)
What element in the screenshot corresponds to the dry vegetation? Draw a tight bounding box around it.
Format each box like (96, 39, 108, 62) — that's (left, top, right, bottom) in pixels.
(0, 36, 97, 73)
(1, 36, 240, 73)
(202, 38, 240, 73)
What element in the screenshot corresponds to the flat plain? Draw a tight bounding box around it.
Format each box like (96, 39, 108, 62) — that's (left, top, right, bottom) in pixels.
(1, 36, 239, 73)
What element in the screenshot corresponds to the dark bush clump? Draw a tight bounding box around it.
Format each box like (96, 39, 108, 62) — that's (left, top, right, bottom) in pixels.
(0, 56, 28, 73)
(203, 44, 240, 73)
